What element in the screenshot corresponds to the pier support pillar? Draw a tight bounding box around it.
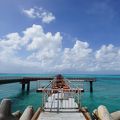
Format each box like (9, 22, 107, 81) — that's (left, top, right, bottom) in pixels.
(90, 81, 93, 93)
(27, 81, 30, 92)
(21, 79, 30, 92)
(22, 84, 25, 91)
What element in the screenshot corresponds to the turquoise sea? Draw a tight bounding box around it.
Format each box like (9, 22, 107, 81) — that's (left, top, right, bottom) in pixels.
(0, 74, 120, 113)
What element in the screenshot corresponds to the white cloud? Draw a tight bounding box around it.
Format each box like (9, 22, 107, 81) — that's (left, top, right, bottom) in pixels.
(94, 44, 120, 71)
(60, 40, 92, 70)
(0, 24, 120, 73)
(41, 11, 55, 24)
(23, 7, 55, 24)
(22, 8, 36, 18)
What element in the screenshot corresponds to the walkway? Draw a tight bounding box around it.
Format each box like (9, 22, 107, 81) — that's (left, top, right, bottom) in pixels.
(37, 92, 86, 120)
(37, 112, 86, 120)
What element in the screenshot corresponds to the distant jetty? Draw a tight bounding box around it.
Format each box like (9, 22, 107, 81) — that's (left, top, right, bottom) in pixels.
(0, 74, 96, 93)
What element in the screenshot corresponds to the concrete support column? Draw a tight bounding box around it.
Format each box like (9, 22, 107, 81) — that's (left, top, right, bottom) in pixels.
(27, 81, 30, 92)
(90, 81, 93, 93)
(22, 84, 25, 91)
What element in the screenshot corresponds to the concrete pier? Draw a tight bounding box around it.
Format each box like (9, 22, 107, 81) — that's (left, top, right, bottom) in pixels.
(35, 75, 89, 120)
(0, 75, 96, 93)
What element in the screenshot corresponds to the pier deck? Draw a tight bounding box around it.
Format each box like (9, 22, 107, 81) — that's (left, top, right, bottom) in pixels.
(37, 92, 86, 120)
(0, 75, 96, 93)
(38, 112, 86, 120)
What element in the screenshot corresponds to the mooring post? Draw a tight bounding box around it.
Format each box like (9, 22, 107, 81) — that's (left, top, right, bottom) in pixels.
(22, 84, 25, 91)
(90, 81, 93, 93)
(27, 81, 30, 92)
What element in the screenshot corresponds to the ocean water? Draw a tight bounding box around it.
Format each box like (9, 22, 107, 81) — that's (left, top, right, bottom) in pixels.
(0, 74, 120, 113)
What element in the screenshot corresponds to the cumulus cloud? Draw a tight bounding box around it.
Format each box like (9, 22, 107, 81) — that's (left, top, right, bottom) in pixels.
(22, 8, 36, 18)
(0, 24, 120, 73)
(58, 40, 92, 71)
(94, 44, 120, 71)
(23, 7, 55, 24)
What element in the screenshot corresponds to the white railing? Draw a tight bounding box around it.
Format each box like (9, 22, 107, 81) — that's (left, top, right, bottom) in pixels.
(37, 78, 84, 112)
(42, 88, 82, 112)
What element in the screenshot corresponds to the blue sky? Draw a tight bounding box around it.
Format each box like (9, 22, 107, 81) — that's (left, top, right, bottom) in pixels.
(0, 0, 120, 73)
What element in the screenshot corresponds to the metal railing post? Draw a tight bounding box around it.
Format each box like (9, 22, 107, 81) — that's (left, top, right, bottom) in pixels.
(57, 91, 59, 113)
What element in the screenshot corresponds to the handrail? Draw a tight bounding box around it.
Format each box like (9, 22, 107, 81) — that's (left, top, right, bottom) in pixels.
(50, 94, 56, 112)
